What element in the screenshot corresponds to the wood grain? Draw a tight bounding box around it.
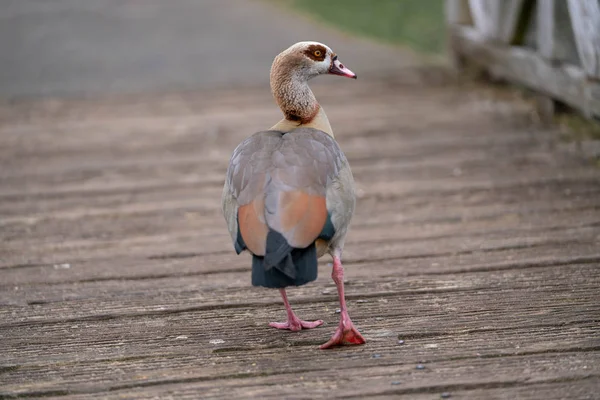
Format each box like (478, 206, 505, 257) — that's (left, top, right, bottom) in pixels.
(450, 25, 600, 119)
(1, 77, 599, 399)
(567, 0, 600, 78)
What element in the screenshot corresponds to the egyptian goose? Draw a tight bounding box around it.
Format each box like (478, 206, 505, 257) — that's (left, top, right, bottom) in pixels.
(222, 41, 365, 349)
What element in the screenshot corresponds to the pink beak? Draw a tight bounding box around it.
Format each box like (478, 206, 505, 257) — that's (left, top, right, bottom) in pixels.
(329, 56, 357, 79)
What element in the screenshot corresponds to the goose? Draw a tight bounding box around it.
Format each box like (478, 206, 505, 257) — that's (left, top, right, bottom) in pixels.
(222, 41, 365, 349)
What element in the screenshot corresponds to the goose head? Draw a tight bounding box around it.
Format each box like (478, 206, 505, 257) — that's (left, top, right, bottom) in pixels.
(271, 41, 356, 82)
(270, 41, 356, 125)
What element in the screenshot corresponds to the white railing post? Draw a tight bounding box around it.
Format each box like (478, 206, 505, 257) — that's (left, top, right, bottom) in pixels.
(499, 0, 526, 44)
(537, 0, 556, 60)
(567, 0, 600, 79)
(469, 0, 501, 39)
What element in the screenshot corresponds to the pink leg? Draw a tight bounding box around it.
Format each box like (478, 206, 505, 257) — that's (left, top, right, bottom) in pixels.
(320, 255, 366, 349)
(269, 289, 323, 331)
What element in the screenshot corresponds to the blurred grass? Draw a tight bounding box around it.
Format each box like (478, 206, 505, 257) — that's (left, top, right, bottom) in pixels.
(555, 113, 600, 141)
(284, 0, 445, 54)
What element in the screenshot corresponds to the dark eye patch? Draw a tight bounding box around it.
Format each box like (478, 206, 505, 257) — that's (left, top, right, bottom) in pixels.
(304, 44, 327, 62)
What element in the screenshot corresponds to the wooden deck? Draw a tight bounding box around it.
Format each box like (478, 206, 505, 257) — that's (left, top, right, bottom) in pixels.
(1, 75, 599, 399)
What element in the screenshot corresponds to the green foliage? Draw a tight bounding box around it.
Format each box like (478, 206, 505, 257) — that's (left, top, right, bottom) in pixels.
(286, 0, 445, 53)
(555, 113, 600, 142)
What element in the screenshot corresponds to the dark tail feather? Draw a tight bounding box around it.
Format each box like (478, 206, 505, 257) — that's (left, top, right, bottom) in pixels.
(264, 230, 294, 273)
(252, 230, 317, 288)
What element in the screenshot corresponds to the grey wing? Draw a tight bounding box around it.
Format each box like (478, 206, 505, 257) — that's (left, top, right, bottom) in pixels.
(274, 128, 355, 252)
(222, 128, 355, 255)
(326, 156, 355, 252)
(222, 131, 283, 254)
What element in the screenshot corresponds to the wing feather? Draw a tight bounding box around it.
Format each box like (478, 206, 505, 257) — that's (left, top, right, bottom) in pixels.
(222, 128, 354, 256)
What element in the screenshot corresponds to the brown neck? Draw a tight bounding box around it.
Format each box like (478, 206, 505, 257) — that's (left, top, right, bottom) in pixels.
(270, 66, 319, 124)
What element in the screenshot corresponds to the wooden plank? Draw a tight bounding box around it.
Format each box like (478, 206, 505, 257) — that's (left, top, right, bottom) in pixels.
(0, 131, 542, 198)
(1, 75, 599, 398)
(450, 25, 600, 118)
(2, 169, 596, 247)
(537, 0, 578, 62)
(499, 0, 526, 44)
(2, 197, 598, 277)
(537, 0, 556, 59)
(468, 0, 502, 39)
(3, 353, 599, 399)
(567, 0, 600, 78)
(1, 265, 599, 395)
(131, 377, 596, 400)
(2, 259, 598, 327)
(533, 0, 563, 121)
(430, 379, 600, 400)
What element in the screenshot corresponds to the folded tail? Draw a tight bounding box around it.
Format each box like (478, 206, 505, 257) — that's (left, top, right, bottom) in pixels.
(251, 230, 317, 288)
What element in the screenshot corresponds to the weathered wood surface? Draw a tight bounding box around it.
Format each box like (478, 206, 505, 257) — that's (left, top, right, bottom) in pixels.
(468, 0, 501, 39)
(537, 0, 579, 63)
(1, 76, 600, 399)
(567, 0, 600, 79)
(450, 25, 600, 119)
(447, 0, 600, 120)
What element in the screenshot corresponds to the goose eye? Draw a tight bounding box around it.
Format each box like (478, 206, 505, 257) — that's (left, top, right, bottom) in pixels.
(314, 50, 322, 57)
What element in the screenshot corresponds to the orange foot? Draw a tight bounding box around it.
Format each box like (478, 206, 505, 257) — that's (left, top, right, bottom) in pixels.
(320, 312, 366, 349)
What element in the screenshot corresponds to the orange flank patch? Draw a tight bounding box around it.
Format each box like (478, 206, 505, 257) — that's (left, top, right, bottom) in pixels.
(238, 197, 268, 256)
(279, 191, 327, 248)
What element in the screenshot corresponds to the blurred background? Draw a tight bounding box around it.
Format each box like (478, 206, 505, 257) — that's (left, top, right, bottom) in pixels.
(0, 0, 444, 98)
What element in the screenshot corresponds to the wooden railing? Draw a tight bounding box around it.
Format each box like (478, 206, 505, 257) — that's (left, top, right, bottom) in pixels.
(446, 0, 600, 119)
